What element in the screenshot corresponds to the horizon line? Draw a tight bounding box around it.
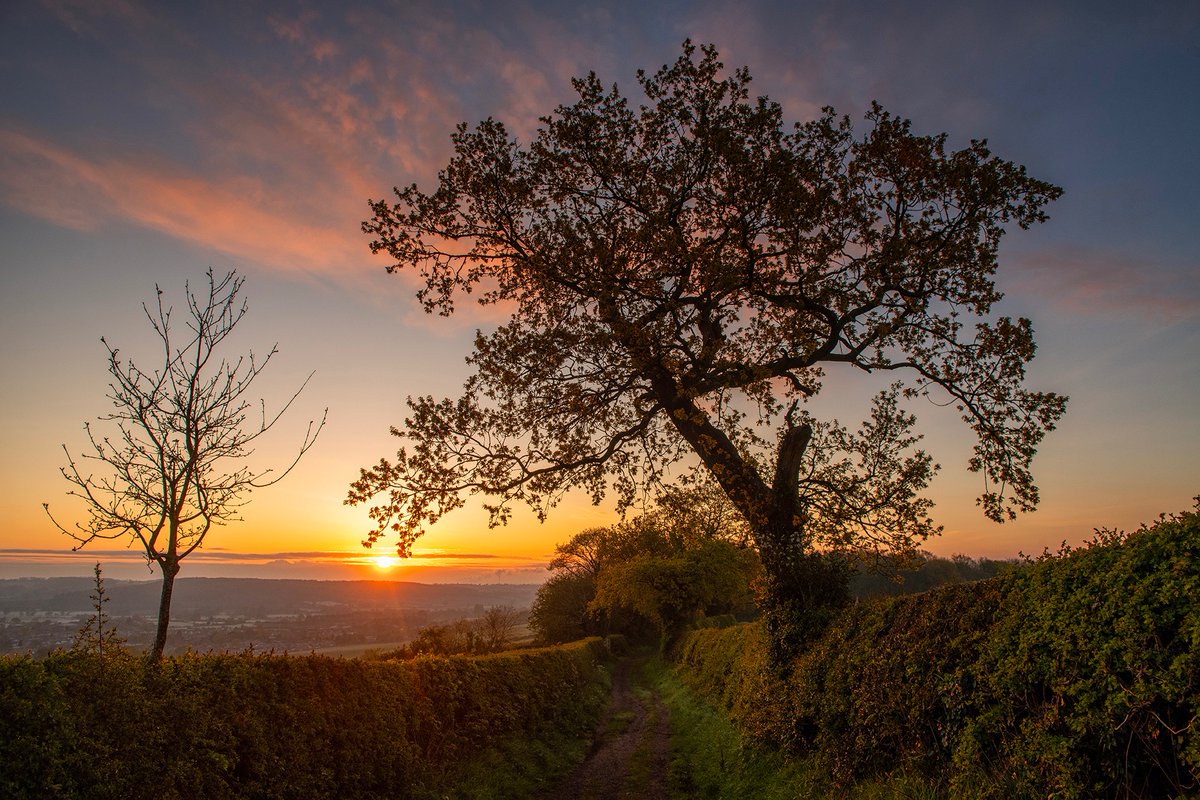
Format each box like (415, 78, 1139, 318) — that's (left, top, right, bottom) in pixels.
(0, 547, 542, 563)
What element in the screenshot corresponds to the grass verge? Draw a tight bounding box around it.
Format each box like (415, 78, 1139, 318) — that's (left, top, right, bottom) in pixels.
(650, 657, 941, 800)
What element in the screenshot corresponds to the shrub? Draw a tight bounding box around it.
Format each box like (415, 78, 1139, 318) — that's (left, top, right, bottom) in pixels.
(0, 639, 609, 799)
(674, 505, 1200, 798)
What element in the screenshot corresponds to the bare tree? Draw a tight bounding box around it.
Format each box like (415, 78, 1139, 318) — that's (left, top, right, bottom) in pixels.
(46, 270, 326, 660)
(479, 605, 525, 652)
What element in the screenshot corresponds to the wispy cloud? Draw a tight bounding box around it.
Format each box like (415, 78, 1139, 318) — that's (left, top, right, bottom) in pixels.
(1009, 246, 1200, 319)
(5, 2, 597, 280)
(11, 5, 1197, 329)
(0, 129, 365, 275)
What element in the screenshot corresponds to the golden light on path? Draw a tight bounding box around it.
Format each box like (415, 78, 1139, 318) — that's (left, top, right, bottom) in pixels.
(372, 554, 398, 570)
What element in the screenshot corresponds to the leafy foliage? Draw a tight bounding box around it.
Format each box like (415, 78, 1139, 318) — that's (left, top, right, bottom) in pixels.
(350, 41, 1064, 653)
(530, 488, 760, 645)
(0, 640, 609, 799)
(590, 539, 757, 643)
(652, 655, 938, 799)
(674, 504, 1200, 798)
(529, 570, 597, 645)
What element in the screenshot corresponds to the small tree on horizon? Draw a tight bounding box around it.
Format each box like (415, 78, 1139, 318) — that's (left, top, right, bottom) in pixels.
(73, 561, 126, 659)
(47, 270, 326, 660)
(479, 605, 524, 651)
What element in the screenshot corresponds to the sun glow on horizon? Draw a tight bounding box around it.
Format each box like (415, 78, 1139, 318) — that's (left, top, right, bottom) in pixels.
(371, 554, 399, 570)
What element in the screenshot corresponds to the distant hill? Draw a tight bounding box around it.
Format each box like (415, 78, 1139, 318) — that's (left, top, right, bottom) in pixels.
(0, 577, 540, 619)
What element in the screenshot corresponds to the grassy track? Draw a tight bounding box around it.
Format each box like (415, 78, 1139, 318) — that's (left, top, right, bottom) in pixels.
(649, 658, 941, 800)
(446, 649, 943, 799)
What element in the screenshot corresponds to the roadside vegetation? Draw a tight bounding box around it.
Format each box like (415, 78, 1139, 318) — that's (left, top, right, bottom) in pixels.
(651, 656, 937, 800)
(0, 640, 609, 799)
(673, 503, 1200, 798)
(3, 503, 1195, 798)
(529, 482, 759, 650)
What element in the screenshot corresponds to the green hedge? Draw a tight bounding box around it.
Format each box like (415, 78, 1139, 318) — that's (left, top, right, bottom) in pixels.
(674, 507, 1200, 798)
(0, 639, 609, 799)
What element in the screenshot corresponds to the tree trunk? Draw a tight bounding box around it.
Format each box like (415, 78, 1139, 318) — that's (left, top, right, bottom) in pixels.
(150, 559, 180, 661)
(756, 512, 850, 669)
(754, 422, 851, 667)
(648, 368, 849, 667)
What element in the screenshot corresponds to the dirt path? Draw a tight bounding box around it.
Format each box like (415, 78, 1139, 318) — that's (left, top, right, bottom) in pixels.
(541, 655, 672, 800)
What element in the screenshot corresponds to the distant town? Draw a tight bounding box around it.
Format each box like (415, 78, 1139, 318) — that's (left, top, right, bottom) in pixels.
(0, 577, 539, 657)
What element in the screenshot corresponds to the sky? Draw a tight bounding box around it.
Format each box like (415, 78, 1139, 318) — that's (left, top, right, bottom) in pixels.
(1, 0, 1196, 584)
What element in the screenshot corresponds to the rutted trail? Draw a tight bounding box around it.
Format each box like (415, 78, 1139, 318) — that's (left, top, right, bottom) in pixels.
(542, 655, 671, 800)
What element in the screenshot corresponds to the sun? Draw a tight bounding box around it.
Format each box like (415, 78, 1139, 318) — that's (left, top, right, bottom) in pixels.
(372, 554, 398, 570)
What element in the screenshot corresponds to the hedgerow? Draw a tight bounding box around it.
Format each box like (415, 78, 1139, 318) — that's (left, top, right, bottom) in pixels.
(0, 638, 608, 799)
(673, 505, 1200, 798)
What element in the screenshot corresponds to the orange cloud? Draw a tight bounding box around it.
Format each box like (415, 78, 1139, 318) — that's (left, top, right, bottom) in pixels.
(0, 129, 365, 276)
(0, 2, 633, 315)
(6, 2, 648, 290)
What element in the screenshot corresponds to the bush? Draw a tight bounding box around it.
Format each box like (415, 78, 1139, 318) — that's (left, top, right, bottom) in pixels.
(0, 654, 79, 798)
(0, 639, 609, 799)
(674, 506, 1200, 798)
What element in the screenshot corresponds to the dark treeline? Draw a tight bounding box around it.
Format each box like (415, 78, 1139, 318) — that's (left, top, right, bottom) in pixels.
(528, 481, 1017, 648)
(849, 552, 1014, 599)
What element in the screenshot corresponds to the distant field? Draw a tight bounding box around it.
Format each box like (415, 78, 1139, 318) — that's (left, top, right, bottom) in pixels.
(1, 577, 539, 656)
(314, 640, 413, 658)
(317, 622, 538, 659)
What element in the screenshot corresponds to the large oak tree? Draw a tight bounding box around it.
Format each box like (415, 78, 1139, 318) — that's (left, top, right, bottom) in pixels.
(350, 43, 1065, 654)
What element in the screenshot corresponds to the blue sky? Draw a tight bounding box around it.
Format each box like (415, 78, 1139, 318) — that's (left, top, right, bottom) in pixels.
(1, 0, 1196, 581)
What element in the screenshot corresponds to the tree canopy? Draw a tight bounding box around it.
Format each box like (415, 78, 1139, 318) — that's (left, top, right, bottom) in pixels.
(350, 42, 1065, 645)
(530, 494, 760, 645)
